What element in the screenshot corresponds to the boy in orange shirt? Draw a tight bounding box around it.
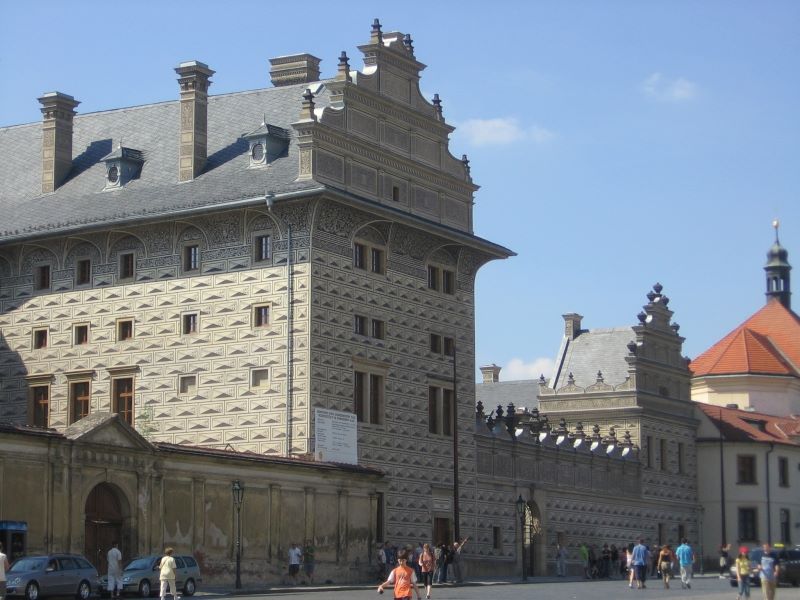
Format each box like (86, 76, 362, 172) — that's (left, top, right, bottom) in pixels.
(378, 549, 421, 600)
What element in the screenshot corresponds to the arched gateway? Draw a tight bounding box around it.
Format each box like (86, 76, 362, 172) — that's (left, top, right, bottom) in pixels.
(84, 483, 127, 573)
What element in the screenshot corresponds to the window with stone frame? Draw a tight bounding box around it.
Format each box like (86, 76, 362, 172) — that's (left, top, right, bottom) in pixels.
(737, 455, 757, 484)
(371, 318, 385, 340)
(74, 324, 89, 346)
(30, 385, 50, 427)
(117, 319, 134, 342)
(738, 507, 757, 542)
(354, 314, 367, 335)
(34, 264, 51, 290)
(119, 252, 135, 280)
(112, 377, 134, 426)
(179, 375, 197, 395)
(182, 244, 200, 273)
(659, 438, 667, 471)
(251, 368, 269, 389)
(76, 258, 92, 286)
(353, 226, 387, 275)
(428, 385, 453, 436)
(353, 367, 384, 425)
(69, 381, 91, 424)
(252, 304, 270, 328)
(182, 312, 199, 335)
(426, 250, 457, 295)
(778, 456, 789, 487)
(33, 328, 48, 350)
(254, 234, 271, 263)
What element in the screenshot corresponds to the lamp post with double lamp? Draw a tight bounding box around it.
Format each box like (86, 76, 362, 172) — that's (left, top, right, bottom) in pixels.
(516, 495, 528, 581)
(231, 480, 245, 589)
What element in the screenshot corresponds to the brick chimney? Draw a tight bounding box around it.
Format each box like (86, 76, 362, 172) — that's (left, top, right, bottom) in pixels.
(269, 54, 321, 87)
(38, 92, 80, 193)
(175, 61, 214, 182)
(479, 364, 501, 384)
(563, 313, 583, 340)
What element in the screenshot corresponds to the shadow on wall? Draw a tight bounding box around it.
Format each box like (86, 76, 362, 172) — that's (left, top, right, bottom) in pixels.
(0, 330, 31, 424)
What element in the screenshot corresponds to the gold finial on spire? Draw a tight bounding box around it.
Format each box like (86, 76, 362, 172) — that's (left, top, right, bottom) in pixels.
(773, 218, 780, 242)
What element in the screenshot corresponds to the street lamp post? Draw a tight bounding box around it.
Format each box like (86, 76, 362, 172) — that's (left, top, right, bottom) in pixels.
(516, 495, 527, 581)
(232, 480, 245, 589)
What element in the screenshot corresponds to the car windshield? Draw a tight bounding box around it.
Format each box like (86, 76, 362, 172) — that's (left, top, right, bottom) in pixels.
(125, 558, 154, 571)
(9, 558, 47, 572)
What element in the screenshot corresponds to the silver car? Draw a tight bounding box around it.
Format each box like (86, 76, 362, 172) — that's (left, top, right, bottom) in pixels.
(100, 555, 201, 597)
(5, 554, 99, 600)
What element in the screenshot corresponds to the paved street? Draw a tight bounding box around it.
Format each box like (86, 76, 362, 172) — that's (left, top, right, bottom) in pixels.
(198, 575, 776, 600)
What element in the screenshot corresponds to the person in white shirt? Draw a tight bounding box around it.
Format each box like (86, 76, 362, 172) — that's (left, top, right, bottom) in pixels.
(158, 548, 179, 600)
(288, 543, 302, 585)
(0, 541, 11, 600)
(107, 542, 123, 599)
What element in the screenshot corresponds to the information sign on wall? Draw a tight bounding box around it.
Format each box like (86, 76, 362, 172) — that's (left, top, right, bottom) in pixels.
(314, 408, 358, 465)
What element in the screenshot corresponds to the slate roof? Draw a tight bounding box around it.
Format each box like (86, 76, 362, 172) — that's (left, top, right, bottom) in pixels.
(0, 82, 330, 243)
(551, 327, 634, 389)
(690, 299, 800, 377)
(697, 403, 800, 446)
(476, 379, 540, 411)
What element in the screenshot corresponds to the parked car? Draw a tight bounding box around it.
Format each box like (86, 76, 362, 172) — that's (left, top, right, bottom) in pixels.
(5, 554, 99, 600)
(99, 555, 200, 597)
(729, 547, 800, 587)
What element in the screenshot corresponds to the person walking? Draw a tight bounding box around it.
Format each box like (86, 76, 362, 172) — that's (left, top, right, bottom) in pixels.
(378, 549, 421, 600)
(106, 542, 123, 599)
(758, 543, 780, 600)
(720, 543, 731, 578)
(657, 544, 674, 589)
(436, 543, 450, 584)
(288, 542, 302, 585)
(0, 541, 10, 600)
(579, 542, 590, 579)
(675, 538, 695, 589)
(303, 539, 315, 584)
(631, 538, 650, 589)
(450, 538, 468, 584)
(735, 549, 751, 600)
(418, 543, 435, 599)
(555, 544, 567, 577)
(377, 543, 388, 581)
(158, 547, 179, 600)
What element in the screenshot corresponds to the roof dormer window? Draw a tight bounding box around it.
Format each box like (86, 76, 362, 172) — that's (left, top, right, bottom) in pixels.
(100, 145, 144, 190)
(243, 121, 290, 168)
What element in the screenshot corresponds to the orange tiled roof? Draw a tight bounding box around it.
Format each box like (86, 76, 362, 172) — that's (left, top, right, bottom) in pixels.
(697, 403, 800, 446)
(690, 299, 800, 377)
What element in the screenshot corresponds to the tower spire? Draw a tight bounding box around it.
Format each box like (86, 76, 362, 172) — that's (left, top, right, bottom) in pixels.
(765, 219, 791, 309)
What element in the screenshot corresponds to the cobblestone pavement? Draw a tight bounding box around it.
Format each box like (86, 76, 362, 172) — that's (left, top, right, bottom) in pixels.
(198, 574, 771, 600)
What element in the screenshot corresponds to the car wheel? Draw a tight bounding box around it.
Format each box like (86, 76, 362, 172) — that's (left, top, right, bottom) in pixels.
(77, 580, 92, 600)
(183, 579, 196, 597)
(25, 582, 40, 600)
(139, 580, 151, 598)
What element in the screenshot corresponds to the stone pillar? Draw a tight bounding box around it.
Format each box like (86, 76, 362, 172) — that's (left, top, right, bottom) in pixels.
(268, 484, 281, 561)
(303, 487, 315, 543)
(336, 489, 349, 564)
(174, 61, 214, 182)
(38, 92, 79, 193)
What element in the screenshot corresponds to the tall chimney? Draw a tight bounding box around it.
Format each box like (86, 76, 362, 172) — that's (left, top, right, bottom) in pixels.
(38, 92, 79, 193)
(563, 313, 583, 340)
(175, 61, 214, 182)
(479, 364, 501, 384)
(269, 54, 321, 87)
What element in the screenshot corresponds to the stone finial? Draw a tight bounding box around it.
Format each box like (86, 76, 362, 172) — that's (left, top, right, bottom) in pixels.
(567, 372, 575, 385)
(637, 311, 647, 324)
(671, 322, 680, 333)
(38, 91, 80, 193)
(461, 154, 470, 176)
(627, 341, 637, 355)
(336, 51, 352, 82)
(495, 404, 504, 419)
(475, 400, 484, 417)
(299, 88, 316, 121)
(403, 33, 414, 56)
(538, 374, 546, 385)
(432, 93, 443, 121)
(653, 282, 663, 294)
(592, 424, 601, 439)
(596, 370, 604, 383)
(623, 430, 633, 446)
(370, 18, 383, 44)
(485, 414, 495, 431)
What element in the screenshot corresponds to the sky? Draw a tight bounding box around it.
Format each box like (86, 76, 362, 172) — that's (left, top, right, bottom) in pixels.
(1, 1, 798, 382)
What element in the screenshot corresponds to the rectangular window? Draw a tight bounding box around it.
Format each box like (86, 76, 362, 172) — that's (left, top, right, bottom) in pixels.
(428, 386, 439, 434)
(677, 524, 686, 542)
(183, 245, 200, 272)
(34, 265, 51, 290)
(354, 370, 383, 425)
(69, 381, 91, 424)
(646, 435, 653, 468)
(353, 243, 366, 270)
(677, 442, 685, 474)
(376, 492, 385, 543)
(253, 305, 270, 328)
(254, 235, 271, 262)
(76, 259, 91, 286)
(737, 455, 756, 484)
(778, 456, 789, 487)
(442, 269, 455, 295)
(31, 385, 49, 427)
(427, 265, 440, 291)
(442, 388, 453, 436)
(117, 319, 133, 341)
(178, 375, 197, 395)
(33, 328, 48, 349)
(119, 253, 135, 280)
(443, 337, 455, 357)
(493, 526, 502, 551)
(392, 185, 400, 202)
(74, 324, 89, 346)
(354, 314, 367, 335)
(370, 248, 384, 274)
(371, 319, 385, 340)
(112, 377, 134, 425)
(430, 334, 442, 354)
(738, 507, 757, 542)
(779, 509, 791, 544)
(251, 368, 269, 388)
(428, 386, 453, 437)
(659, 438, 667, 471)
(182, 313, 198, 334)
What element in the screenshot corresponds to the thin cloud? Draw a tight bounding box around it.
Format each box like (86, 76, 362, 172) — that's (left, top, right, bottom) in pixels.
(458, 117, 555, 146)
(503, 357, 555, 382)
(641, 72, 698, 102)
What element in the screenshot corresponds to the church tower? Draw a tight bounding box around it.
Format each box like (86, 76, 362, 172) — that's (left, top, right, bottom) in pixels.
(765, 220, 791, 309)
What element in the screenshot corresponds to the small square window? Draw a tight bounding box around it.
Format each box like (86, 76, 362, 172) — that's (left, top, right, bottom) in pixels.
(34, 265, 51, 290)
(254, 235, 271, 262)
(427, 265, 439, 291)
(353, 243, 366, 270)
(182, 313, 198, 335)
(430, 334, 442, 354)
(183, 245, 200, 272)
(251, 368, 269, 388)
(443, 270, 455, 295)
(76, 259, 91, 286)
(179, 375, 197, 395)
(371, 319, 385, 340)
(33, 328, 48, 349)
(354, 314, 367, 335)
(371, 248, 384, 274)
(253, 305, 270, 328)
(119, 253, 135, 280)
(74, 324, 89, 346)
(117, 319, 133, 341)
(444, 337, 455, 356)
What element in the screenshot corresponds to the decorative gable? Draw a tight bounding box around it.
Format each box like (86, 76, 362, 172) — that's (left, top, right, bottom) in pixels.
(64, 411, 154, 450)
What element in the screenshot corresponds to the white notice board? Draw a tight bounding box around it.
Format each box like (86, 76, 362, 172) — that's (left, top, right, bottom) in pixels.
(314, 408, 358, 465)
